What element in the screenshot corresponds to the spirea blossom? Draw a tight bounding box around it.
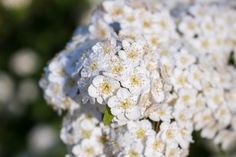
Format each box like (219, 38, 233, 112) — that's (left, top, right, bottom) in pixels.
(40, 0, 236, 156)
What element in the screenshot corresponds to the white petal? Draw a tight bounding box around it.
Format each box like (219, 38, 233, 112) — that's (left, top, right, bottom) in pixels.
(111, 107, 123, 116)
(109, 78, 120, 90)
(97, 96, 103, 104)
(72, 145, 80, 155)
(92, 75, 104, 87)
(153, 91, 165, 103)
(117, 88, 130, 100)
(149, 112, 160, 122)
(118, 50, 127, 60)
(108, 96, 119, 108)
(88, 85, 99, 98)
(126, 106, 141, 120)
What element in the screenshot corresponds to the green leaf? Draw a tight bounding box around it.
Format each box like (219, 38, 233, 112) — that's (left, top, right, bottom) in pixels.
(103, 105, 113, 125)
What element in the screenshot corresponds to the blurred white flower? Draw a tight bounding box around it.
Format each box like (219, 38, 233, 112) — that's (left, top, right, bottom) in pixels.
(17, 79, 38, 104)
(0, 72, 14, 103)
(10, 49, 39, 76)
(1, 0, 31, 10)
(28, 125, 57, 154)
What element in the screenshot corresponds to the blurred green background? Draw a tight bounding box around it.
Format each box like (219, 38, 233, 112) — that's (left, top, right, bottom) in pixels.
(0, 0, 230, 157)
(0, 0, 90, 156)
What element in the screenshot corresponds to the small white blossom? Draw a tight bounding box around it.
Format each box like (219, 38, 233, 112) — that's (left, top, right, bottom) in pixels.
(108, 88, 141, 122)
(128, 120, 155, 141)
(88, 75, 120, 104)
(145, 134, 165, 157)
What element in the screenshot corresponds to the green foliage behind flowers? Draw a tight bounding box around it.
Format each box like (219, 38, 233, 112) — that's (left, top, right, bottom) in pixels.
(0, 0, 89, 156)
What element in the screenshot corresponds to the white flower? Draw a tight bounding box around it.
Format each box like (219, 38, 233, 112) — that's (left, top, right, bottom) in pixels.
(174, 49, 196, 69)
(148, 104, 173, 122)
(150, 79, 166, 103)
(28, 125, 56, 154)
(214, 130, 236, 150)
(145, 134, 165, 157)
(89, 19, 113, 39)
(191, 37, 214, 53)
(160, 56, 175, 77)
(171, 69, 190, 90)
(121, 67, 149, 95)
(173, 106, 193, 128)
(188, 65, 203, 90)
(81, 52, 106, 78)
(88, 75, 120, 104)
(205, 88, 224, 111)
(165, 143, 182, 157)
(119, 6, 139, 28)
(127, 120, 155, 141)
(0, 73, 14, 103)
(123, 142, 144, 157)
(194, 108, 214, 130)
(189, 94, 206, 112)
(200, 16, 215, 35)
(175, 126, 193, 149)
(160, 122, 178, 145)
(119, 39, 145, 66)
(178, 16, 200, 38)
(102, 56, 130, 80)
(108, 88, 141, 121)
(72, 139, 103, 157)
(137, 10, 158, 33)
(17, 79, 39, 103)
(10, 49, 39, 76)
(176, 88, 197, 106)
(103, 0, 125, 22)
(1, 0, 31, 10)
(215, 105, 232, 127)
(92, 38, 118, 57)
(200, 121, 218, 139)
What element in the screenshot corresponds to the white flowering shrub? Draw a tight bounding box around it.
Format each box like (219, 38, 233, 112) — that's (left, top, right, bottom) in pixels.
(40, 0, 236, 156)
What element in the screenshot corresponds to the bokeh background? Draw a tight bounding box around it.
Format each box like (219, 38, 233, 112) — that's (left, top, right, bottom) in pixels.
(0, 0, 233, 157)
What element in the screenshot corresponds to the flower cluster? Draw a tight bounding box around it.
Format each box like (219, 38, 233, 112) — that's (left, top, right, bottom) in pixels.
(40, 0, 236, 157)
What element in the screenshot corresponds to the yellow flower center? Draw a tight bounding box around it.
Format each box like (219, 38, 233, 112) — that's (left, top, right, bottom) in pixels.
(90, 61, 97, 71)
(182, 95, 190, 103)
(151, 37, 160, 46)
(128, 149, 139, 157)
(130, 75, 140, 86)
(127, 15, 135, 23)
(99, 29, 107, 38)
(159, 20, 167, 28)
(112, 65, 123, 74)
(152, 140, 162, 150)
(81, 129, 91, 138)
(100, 82, 111, 94)
(128, 51, 138, 59)
(52, 83, 60, 93)
(187, 22, 196, 30)
(180, 56, 188, 65)
(120, 99, 130, 109)
(177, 75, 186, 85)
(84, 147, 95, 155)
(136, 129, 145, 139)
(112, 7, 122, 16)
(201, 40, 209, 48)
(213, 95, 221, 104)
(143, 20, 151, 28)
(102, 45, 111, 54)
(166, 129, 174, 139)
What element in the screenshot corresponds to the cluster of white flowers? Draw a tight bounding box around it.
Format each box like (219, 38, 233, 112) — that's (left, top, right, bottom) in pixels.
(40, 0, 236, 156)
